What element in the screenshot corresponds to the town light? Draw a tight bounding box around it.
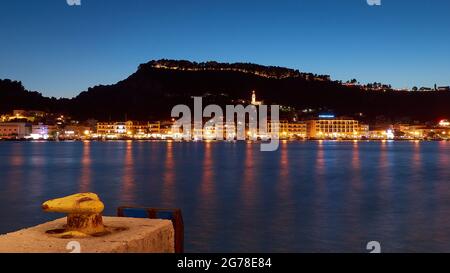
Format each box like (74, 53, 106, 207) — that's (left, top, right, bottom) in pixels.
(439, 119, 450, 127)
(386, 129, 394, 140)
(318, 115, 335, 119)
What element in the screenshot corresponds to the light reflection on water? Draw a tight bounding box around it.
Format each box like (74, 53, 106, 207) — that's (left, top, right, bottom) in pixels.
(1, 141, 450, 252)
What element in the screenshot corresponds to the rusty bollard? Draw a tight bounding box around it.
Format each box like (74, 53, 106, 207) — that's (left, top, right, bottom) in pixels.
(42, 193, 107, 238)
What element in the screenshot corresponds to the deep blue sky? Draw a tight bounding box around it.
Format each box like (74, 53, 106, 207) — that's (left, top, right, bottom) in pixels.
(0, 0, 449, 98)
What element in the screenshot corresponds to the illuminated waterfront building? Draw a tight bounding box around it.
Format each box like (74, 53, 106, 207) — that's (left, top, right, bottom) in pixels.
(62, 125, 93, 140)
(203, 124, 222, 140)
(394, 124, 450, 140)
(392, 124, 425, 139)
(130, 121, 150, 136)
(268, 120, 307, 139)
(30, 124, 50, 140)
(306, 116, 361, 139)
(359, 124, 370, 138)
(368, 129, 389, 140)
(96, 121, 161, 138)
(159, 120, 175, 135)
(96, 122, 124, 136)
(148, 122, 161, 134)
(0, 122, 31, 139)
(439, 119, 450, 127)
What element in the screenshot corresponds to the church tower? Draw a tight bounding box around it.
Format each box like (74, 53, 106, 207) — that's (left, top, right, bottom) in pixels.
(252, 90, 257, 105)
(251, 90, 262, 105)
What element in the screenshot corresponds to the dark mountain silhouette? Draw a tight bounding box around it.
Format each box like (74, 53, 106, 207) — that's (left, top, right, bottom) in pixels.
(0, 79, 64, 113)
(1, 60, 450, 122)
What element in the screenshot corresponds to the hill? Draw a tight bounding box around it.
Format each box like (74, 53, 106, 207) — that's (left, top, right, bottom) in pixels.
(2, 60, 450, 122)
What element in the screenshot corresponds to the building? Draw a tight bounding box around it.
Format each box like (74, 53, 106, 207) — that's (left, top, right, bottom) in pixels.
(159, 120, 175, 135)
(368, 130, 389, 140)
(0, 122, 31, 139)
(130, 121, 151, 136)
(359, 124, 370, 138)
(392, 124, 426, 139)
(96, 121, 161, 138)
(96, 122, 123, 136)
(392, 122, 450, 140)
(148, 121, 161, 134)
(1, 110, 50, 123)
(251, 90, 262, 106)
(97, 121, 131, 137)
(30, 124, 50, 140)
(12, 110, 45, 117)
(439, 119, 450, 127)
(203, 124, 222, 140)
(306, 116, 360, 139)
(285, 122, 307, 139)
(269, 120, 307, 139)
(61, 125, 92, 140)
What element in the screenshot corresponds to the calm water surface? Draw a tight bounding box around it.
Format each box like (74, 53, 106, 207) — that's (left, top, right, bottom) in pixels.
(1, 141, 450, 252)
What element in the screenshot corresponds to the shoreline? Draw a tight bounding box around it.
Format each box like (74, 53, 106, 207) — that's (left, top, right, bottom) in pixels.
(0, 138, 449, 143)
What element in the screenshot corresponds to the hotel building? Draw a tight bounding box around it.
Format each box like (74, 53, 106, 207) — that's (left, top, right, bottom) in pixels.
(268, 120, 307, 139)
(306, 116, 362, 139)
(266, 120, 307, 139)
(284, 121, 307, 138)
(97, 121, 161, 137)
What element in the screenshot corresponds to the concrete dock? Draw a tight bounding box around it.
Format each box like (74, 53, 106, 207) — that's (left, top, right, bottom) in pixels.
(0, 216, 175, 253)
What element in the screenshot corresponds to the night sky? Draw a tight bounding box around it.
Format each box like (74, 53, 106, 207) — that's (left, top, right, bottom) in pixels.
(0, 0, 449, 97)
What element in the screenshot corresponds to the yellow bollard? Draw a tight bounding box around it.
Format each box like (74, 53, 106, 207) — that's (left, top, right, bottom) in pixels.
(42, 193, 107, 238)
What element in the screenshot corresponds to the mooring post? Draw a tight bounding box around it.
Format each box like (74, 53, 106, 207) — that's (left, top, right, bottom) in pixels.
(0, 193, 175, 253)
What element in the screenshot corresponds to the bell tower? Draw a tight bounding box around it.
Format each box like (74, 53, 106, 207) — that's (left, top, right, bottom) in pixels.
(252, 90, 257, 104)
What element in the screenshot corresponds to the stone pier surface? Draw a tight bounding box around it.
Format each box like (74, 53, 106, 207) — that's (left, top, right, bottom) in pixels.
(0, 216, 174, 253)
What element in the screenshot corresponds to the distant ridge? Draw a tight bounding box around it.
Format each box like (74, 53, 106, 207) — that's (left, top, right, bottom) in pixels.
(143, 59, 331, 81)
